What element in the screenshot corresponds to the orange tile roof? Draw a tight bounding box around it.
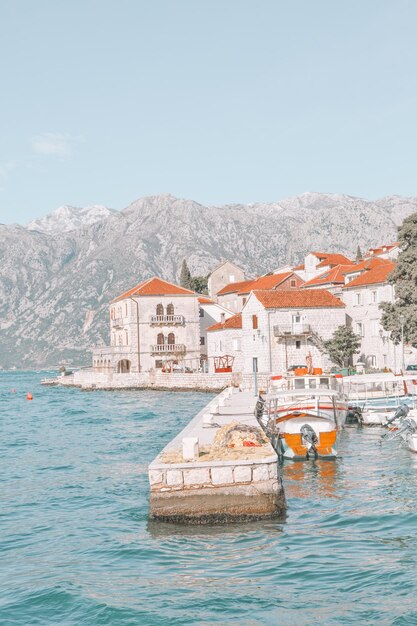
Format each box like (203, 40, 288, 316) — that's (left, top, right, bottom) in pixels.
(315, 253, 354, 268)
(198, 296, 214, 304)
(216, 279, 254, 296)
(253, 289, 345, 309)
(302, 264, 356, 287)
(207, 313, 242, 332)
(367, 242, 398, 256)
(343, 257, 390, 275)
(238, 272, 295, 294)
(112, 277, 196, 302)
(293, 263, 305, 271)
(343, 261, 395, 288)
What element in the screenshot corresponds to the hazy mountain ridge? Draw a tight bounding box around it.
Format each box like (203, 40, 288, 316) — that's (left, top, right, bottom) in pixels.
(0, 192, 415, 368)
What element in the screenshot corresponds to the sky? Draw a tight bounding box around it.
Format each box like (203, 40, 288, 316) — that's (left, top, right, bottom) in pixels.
(1, 0, 417, 224)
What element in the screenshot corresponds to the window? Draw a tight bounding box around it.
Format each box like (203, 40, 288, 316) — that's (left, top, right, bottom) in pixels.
(369, 355, 377, 367)
(371, 320, 379, 336)
(125, 330, 129, 345)
(356, 322, 364, 337)
(200, 336, 205, 346)
(157, 332, 164, 345)
(296, 340, 301, 349)
(199, 308, 204, 317)
(355, 293, 362, 305)
(167, 303, 174, 316)
(292, 314, 301, 324)
(371, 290, 378, 304)
(155, 360, 163, 369)
(125, 302, 128, 316)
(230, 274, 235, 282)
(233, 338, 241, 350)
(118, 334, 123, 346)
(290, 279, 297, 287)
(252, 314, 258, 329)
(156, 303, 164, 316)
(168, 332, 175, 345)
(242, 297, 247, 305)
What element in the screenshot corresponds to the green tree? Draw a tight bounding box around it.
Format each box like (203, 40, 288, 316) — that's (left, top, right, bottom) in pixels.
(380, 212, 417, 346)
(190, 275, 208, 294)
(356, 245, 362, 261)
(179, 259, 192, 289)
(324, 325, 361, 368)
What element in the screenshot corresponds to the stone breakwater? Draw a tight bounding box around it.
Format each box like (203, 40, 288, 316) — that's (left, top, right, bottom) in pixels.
(148, 388, 286, 523)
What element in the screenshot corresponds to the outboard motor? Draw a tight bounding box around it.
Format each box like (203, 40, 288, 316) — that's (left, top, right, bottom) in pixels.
(346, 404, 363, 426)
(384, 403, 409, 427)
(300, 424, 319, 460)
(254, 394, 266, 421)
(382, 416, 417, 443)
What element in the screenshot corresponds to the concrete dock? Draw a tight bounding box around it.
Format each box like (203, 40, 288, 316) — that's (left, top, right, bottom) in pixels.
(148, 388, 286, 523)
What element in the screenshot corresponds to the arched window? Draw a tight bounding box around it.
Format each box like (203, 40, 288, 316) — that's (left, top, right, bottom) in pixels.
(167, 303, 174, 316)
(168, 332, 175, 345)
(157, 333, 165, 345)
(156, 303, 164, 316)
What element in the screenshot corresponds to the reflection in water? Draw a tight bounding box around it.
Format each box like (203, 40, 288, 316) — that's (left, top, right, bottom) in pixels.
(283, 459, 339, 499)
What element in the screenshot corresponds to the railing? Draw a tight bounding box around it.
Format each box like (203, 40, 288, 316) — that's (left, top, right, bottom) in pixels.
(111, 317, 124, 328)
(273, 324, 311, 336)
(150, 315, 184, 325)
(150, 344, 186, 354)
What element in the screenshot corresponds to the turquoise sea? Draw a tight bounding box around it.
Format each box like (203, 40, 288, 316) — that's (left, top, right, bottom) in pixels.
(1, 371, 417, 625)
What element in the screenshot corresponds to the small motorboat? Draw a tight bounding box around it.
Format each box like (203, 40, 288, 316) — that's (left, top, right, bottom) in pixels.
(380, 404, 417, 453)
(255, 374, 348, 460)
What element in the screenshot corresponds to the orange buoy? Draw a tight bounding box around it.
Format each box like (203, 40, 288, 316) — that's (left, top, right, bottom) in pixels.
(27, 392, 33, 400)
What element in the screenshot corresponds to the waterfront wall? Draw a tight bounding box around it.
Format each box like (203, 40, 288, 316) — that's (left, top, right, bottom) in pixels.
(59, 370, 271, 392)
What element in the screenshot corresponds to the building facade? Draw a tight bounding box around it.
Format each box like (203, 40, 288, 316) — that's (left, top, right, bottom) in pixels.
(207, 260, 245, 299)
(240, 289, 346, 374)
(93, 277, 201, 373)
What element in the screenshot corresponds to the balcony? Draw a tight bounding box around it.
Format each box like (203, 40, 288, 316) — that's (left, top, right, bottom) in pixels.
(150, 314, 184, 325)
(150, 343, 186, 354)
(273, 324, 312, 337)
(111, 317, 124, 328)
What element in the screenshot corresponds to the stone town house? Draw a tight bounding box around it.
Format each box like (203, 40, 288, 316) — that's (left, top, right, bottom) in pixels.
(93, 278, 201, 373)
(241, 289, 347, 374)
(216, 271, 304, 313)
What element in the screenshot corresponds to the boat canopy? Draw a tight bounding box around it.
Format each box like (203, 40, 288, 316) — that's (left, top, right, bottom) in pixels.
(265, 389, 340, 400)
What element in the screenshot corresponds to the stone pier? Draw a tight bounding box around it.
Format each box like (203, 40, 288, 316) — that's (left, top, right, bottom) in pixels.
(148, 388, 286, 523)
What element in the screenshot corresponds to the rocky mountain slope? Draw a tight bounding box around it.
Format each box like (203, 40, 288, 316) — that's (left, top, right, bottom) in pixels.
(0, 192, 415, 368)
(27, 204, 115, 233)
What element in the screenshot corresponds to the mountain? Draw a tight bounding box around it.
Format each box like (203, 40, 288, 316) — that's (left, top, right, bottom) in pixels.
(0, 192, 415, 368)
(27, 204, 115, 233)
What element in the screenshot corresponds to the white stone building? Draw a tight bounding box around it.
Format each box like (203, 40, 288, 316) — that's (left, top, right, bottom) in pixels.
(198, 297, 234, 362)
(364, 242, 399, 262)
(293, 252, 354, 282)
(206, 313, 243, 373)
(93, 277, 201, 373)
(207, 260, 246, 299)
(216, 271, 304, 313)
(240, 289, 347, 374)
(342, 260, 404, 371)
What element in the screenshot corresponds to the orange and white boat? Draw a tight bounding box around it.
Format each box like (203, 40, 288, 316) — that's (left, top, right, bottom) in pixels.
(258, 374, 348, 460)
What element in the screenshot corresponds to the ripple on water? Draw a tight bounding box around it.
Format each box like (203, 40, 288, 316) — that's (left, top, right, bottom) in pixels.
(1, 372, 417, 625)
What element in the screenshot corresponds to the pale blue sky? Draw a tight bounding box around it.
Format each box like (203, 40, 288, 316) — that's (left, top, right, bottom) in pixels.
(1, 0, 417, 223)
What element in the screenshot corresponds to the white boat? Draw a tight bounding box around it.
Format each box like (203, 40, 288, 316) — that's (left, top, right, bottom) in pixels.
(256, 374, 348, 460)
(343, 374, 417, 426)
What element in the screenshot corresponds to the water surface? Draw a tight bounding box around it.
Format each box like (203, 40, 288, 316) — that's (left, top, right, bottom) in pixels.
(1, 372, 417, 625)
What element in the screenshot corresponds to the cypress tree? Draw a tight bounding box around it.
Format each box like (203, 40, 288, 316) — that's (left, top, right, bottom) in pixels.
(380, 212, 417, 346)
(356, 245, 363, 261)
(179, 259, 192, 289)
